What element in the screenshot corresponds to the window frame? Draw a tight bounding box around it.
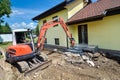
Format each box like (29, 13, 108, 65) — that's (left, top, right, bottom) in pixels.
(54, 38, 60, 45)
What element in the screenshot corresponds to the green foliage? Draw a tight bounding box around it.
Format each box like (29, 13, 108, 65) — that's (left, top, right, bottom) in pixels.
(32, 28, 36, 34)
(5, 22, 11, 33)
(36, 24, 39, 36)
(0, 0, 11, 24)
(0, 23, 12, 34)
(0, 55, 3, 59)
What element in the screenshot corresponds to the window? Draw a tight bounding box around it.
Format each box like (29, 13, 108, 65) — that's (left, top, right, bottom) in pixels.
(52, 16, 58, 21)
(52, 16, 58, 27)
(55, 38, 59, 45)
(43, 20, 47, 25)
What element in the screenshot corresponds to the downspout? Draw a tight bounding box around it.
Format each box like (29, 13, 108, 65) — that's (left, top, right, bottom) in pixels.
(66, 35, 69, 49)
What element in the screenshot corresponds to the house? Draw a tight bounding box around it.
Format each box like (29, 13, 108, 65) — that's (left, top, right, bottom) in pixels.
(33, 0, 120, 54)
(67, 0, 120, 54)
(32, 0, 90, 47)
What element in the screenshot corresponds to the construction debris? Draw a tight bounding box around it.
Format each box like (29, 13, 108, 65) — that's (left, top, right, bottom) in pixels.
(93, 52, 101, 58)
(64, 52, 96, 67)
(67, 44, 98, 54)
(64, 57, 83, 64)
(86, 60, 95, 67)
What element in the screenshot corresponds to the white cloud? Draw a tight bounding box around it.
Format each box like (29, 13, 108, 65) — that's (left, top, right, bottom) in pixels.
(11, 7, 41, 17)
(11, 9, 25, 16)
(11, 22, 36, 30)
(6, 7, 40, 30)
(26, 23, 36, 29)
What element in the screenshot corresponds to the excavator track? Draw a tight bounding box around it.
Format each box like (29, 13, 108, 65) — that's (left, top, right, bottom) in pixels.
(24, 59, 52, 76)
(7, 53, 52, 76)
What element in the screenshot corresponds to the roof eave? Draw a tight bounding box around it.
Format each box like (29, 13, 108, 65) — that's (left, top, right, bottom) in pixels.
(32, 8, 66, 20)
(32, 1, 66, 21)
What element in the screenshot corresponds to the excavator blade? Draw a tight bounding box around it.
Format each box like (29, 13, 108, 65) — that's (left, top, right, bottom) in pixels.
(24, 59, 52, 76)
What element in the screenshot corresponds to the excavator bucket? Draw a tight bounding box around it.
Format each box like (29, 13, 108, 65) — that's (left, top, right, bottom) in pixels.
(24, 60, 52, 76)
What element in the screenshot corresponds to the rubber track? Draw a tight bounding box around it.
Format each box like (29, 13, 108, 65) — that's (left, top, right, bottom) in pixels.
(24, 60, 52, 76)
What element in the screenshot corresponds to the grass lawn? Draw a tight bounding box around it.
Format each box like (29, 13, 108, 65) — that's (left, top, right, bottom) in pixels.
(0, 42, 12, 58)
(0, 37, 38, 50)
(0, 42, 12, 50)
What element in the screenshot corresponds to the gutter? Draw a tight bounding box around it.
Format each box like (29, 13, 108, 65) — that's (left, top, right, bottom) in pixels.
(106, 6, 120, 12)
(105, 6, 120, 16)
(67, 14, 105, 25)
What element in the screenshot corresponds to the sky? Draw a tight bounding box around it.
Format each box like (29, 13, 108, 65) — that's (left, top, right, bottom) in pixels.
(4, 0, 97, 30)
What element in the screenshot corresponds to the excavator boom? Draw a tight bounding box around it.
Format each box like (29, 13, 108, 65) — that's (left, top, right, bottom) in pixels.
(37, 17, 75, 50)
(6, 17, 74, 75)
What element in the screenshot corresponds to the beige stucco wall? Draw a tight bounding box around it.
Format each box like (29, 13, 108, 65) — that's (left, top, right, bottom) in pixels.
(65, 0, 86, 18)
(38, 9, 68, 47)
(69, 14, 120, 50)
(88, 14, 120, 50)
(68, 25, 78, 45)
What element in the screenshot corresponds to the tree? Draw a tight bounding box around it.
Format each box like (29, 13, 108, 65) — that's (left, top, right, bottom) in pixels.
(36, 24, 39, 36)
(5, 22, 11, 33)
(0, 0, 11, 25)
(0, 23, 12, 34)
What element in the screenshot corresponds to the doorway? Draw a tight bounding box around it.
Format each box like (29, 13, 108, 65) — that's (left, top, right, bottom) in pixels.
(78, 24, 88, 44)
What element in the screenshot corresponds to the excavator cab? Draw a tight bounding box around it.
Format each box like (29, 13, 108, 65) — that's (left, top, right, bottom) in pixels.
(13, 29, 35, 51)
(6, 29, 35, 63)
(12, 29, 33, 45)
(15, 32, 26, 44)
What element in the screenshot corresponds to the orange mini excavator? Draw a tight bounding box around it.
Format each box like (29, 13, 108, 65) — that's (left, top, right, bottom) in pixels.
(6, 17, 75, 74)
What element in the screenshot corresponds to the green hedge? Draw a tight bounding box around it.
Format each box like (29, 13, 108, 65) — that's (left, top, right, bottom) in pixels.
(0, 25, 12, 34)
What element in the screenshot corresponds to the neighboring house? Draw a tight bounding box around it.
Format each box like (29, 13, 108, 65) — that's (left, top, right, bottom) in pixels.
(67, 0, 120, 53)
(33, 0, 120, 53)
(32, 0, 90, 47)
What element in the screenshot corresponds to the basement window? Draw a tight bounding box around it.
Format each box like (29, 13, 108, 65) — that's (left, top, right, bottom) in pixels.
(55, 38, 59, 45)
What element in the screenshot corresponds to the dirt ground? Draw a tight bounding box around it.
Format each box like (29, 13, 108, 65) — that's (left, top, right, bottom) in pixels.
(0, 50, 120, 80)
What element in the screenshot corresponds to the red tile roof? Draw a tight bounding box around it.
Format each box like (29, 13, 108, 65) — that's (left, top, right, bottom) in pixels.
(67, 0, 120, 24)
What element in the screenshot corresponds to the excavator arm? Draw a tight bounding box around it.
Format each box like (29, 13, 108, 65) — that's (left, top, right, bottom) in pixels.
(37, 17, 75, 50)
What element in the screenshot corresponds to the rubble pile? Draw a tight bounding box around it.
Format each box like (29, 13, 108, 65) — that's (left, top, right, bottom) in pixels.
(64, 52, 101, 67)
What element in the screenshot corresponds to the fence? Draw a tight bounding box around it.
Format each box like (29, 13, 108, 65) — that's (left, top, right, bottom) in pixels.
(0, 34, 12, 42)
